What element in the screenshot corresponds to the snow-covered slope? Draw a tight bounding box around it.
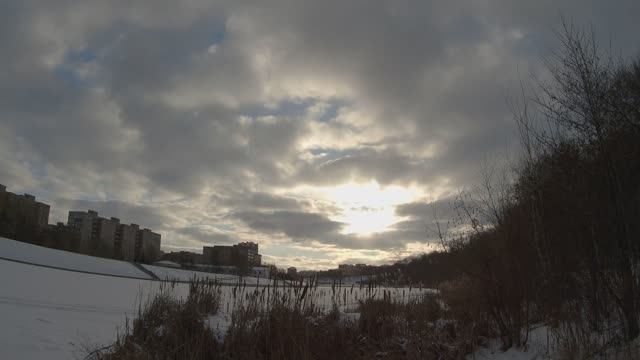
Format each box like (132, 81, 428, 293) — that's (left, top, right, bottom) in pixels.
(0, 258, 180, 359)
(0, 237, 151, 279)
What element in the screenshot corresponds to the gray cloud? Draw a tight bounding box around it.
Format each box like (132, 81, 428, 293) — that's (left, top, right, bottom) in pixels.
(1, 0, 639, 267)
(213, 192, 309, 211)
(233, 210, 344, 240)
(52, 199, 171, 230)
(174, 226, 233, 246)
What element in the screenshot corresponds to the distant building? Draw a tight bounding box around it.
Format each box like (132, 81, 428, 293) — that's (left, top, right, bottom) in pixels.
(0, 186, 163, 261)
(0, 184, 50, 229)
(67, 210, 119, 256)
(115, 223, 138, 261)
(162, 251, 203, 265)
(67, 210, 161, 262)
(203, 241, 262, 268)
(237, 242, 262, 266)
(287, 267, 297, 277)
(338, 263, 370, 276)
(204, 245, 235, 266)
(135, 228, 161, 263)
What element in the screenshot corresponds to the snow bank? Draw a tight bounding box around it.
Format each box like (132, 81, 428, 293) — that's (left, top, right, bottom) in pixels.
(0, 237, 151, 279)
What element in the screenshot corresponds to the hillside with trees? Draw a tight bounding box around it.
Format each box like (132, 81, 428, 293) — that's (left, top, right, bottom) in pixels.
(395, 23, 640, 354)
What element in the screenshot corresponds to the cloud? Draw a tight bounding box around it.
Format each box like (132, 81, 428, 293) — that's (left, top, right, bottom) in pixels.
(1, 0, 639, 267)
(51, 199, 171, 230)
(233, 210, 344, 240)
(174, 226, 233, 246)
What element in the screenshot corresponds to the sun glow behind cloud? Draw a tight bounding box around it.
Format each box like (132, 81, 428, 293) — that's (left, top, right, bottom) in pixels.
(319, 181, 423, 235)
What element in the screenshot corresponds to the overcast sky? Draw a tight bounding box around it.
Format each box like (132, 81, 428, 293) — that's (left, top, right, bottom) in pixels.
(1, 0, 639, 269)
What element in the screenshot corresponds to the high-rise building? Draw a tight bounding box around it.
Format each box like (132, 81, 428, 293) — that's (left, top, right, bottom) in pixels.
(67, 210, 118, 256)
(0, 184, 50, 228)
(135, 228, 161, 263)
(204, 241, 262, 267)
(236, 242, 262, 266)
(115, 223, 138, 261)
(68, 210, 161, 261)
(204, 245, 235, 266)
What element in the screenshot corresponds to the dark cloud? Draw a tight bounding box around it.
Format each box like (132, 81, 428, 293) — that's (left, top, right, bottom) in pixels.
(233, 210, 344, 240)
(233, 209, 429, 251)
(174, 226, 233, 246)
(214, 192, 309, 211)
(396, 196, 458, 221)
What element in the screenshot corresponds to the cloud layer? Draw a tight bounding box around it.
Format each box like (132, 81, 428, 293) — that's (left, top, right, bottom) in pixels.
(2, 0, 639, 268)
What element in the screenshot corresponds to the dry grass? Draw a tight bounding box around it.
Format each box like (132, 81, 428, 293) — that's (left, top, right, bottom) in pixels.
(87, 279, 478, 360)
(90, 280, 222, 359)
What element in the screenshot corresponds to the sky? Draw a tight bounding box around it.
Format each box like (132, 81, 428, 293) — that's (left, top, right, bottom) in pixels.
(1, 0, 639, 269)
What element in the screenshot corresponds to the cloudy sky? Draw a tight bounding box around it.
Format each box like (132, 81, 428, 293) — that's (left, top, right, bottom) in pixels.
(1, 1, 638, 269)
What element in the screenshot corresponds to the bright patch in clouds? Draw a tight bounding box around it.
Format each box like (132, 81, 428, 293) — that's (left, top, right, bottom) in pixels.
(323, 182, 422, 235)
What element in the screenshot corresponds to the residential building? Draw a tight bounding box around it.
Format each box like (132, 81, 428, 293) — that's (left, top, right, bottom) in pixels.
(338, 263, 371, 276)
(67, 210, 119, 256)
(67, 210, 161, 261)
(40, 222, 78, 249)
(162, 251, 204, 265)
(0, 184, 50, 228)
(135, 228, 161, 263)
(204, 245, 235, 266)
(204, 241, 262, 267)
(115, 223, 138, 261)
(237, 242, 262, 266)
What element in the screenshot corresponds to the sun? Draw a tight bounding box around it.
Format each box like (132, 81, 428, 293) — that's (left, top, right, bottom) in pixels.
(320, 181, 422, 235)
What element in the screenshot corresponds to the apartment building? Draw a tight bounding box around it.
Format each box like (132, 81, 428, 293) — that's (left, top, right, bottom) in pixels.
(0, 184, 50, 228)
(203, 241, 262, 267)
(67, 210, 119, 256)
(135, 228, 161, 263)
(68, 210, 161, 262)
(115, 222, 138, 261)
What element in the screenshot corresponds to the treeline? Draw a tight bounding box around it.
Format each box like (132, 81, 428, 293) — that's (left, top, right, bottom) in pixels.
(398, 24, 640, 351)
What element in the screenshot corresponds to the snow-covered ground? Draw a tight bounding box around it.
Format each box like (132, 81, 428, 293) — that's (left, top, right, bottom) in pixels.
(0, 258, 175, 359)
(0, 237, 151, 279)
(0, 256, 429, 359)
(0, 238, 431, 359)
(467, 326, 552, 360)
(142, 264, 263, 284)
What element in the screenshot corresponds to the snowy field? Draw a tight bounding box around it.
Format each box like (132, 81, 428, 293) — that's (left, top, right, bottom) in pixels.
(0, 237, 151, 279)
(0, 239, 432, 359)
(142, 264, 263, 284)
(0, 251, 555, 360)
(0, 238, 556, 359)
(0, 256, 430, 359)
(0, 258, 171, 359)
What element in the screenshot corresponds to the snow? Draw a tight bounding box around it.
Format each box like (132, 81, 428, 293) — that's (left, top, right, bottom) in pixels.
(0, 237, 433, 359)
(467, 326, 552, 360)
(152, 260, 181, 268)
(0, 237, 151, 279)
(142, 264, 263, 284)
(0, 258, 179, 360)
